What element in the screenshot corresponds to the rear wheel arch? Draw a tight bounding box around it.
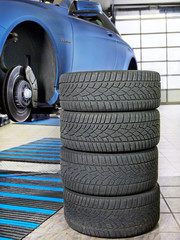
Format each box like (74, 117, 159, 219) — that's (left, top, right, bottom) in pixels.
(128, 57, 137, 70)
(0, 20, 57, 104)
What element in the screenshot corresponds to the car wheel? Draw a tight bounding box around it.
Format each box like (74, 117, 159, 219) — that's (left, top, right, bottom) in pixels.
(64, 184, 160, 238)
(61, 147, 158, 196)
(2, 65, 37, 122)
(59, 70, 161, 112)
(60, 110, 160, 152)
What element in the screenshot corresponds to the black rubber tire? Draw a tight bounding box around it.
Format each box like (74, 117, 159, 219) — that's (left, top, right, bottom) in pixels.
(59, 70, 161, 112)
(60, 110, 160, 152)
(64, 184, 160, 238)
(61, 147, 158, 196)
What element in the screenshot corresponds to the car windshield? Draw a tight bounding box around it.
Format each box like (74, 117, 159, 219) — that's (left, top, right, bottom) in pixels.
(52, 0, 63, 5)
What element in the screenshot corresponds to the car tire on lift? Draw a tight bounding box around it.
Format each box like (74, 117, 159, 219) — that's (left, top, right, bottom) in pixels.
(64, 184, 160, 238)
(59, 70, 161, 112)
(61, 147, 158, 196)
(60, 110, 160, 152)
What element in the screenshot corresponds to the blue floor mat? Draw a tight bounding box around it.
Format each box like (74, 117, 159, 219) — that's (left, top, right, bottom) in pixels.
(0, 138, 61, 164)
(18, 118, 60, 126)
(0, 171, 63, 240)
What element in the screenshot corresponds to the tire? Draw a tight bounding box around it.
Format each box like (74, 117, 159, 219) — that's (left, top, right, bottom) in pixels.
(59, 70, 161, 112)
(60, 110, 160, 152)
(64, 184, 160, 238)
(61, 147, 158, 196)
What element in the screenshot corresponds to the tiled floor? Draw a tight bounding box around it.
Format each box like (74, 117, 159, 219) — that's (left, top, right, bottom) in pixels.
(0, 122, 60, 151)
(0, 105, 180, 240)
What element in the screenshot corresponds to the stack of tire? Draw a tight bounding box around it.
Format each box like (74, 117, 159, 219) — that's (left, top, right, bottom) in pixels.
(59, 70, 161, 239)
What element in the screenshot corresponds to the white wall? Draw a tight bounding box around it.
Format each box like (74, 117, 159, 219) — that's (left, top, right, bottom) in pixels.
(114, 0, 180, 4)
(91, 0, 180, 10)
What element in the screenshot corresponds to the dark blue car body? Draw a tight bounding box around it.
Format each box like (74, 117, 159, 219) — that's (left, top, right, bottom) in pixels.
(0, 0, 137, 121)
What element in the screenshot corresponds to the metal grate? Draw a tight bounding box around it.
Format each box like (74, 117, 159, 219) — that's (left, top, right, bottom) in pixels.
(0, 172, 63, 240)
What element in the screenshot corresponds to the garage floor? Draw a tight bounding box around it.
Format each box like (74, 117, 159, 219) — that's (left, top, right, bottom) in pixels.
(0, 105, 180, 240)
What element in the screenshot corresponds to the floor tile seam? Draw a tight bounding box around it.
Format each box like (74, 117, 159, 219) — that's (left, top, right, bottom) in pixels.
(161, 193, 180, 229)
(164, 197, 180, 199)
(160, 185, 180, 187)
(159, 152, 172, 162)
(160, 137, 180, 148)
(159, 153, 180, 170)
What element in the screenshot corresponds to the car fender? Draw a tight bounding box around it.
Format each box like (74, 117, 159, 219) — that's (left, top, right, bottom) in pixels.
(0, 25, 7, 54)
(124, 47, 137, 70)
(0, 16, 60, 104)
(115, 39, 137, 70)
(0, 0, 73, 104)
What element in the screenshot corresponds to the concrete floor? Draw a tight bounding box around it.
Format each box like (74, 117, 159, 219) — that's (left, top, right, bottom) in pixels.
(0, 105, 180, 240)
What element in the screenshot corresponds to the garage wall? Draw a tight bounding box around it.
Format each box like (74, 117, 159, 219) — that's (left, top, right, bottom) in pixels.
(114, 0, 180, 4)
(115, 6, 180, 104)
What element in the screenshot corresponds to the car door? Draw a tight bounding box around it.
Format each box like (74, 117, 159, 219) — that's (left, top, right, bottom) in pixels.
(69, 14, 117, 72)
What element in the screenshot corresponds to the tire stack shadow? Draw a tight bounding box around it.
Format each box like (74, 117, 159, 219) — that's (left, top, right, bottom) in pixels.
(59, 70, 161, 238)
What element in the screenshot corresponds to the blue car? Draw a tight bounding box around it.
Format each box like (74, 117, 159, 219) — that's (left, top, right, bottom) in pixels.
(0, 0, 137, 122)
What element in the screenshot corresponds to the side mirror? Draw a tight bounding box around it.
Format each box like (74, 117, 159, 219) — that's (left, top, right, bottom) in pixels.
(70, 1, 103, 17)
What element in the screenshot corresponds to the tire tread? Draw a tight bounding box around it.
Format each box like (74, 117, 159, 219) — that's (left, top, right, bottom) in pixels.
(64, 184, 160, 238)
(60, 70, 161, 111)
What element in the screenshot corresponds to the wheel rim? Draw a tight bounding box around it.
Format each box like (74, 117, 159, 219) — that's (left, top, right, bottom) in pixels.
(14, 80, 32, 108)
(2, 66, 32, 122)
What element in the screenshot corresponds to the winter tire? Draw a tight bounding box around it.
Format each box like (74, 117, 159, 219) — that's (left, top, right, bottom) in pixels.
(60, 110, 160, 152)
(64, 184, 160, 238)
(59, 70, 161, 112)
(61, 147, 158, 196)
